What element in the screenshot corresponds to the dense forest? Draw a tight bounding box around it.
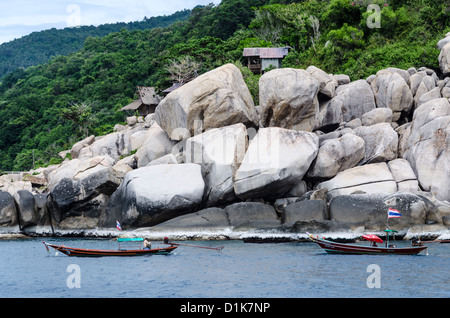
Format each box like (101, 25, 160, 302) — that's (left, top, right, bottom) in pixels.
(0, 9, 191, 78)
(0, 0, 448, 171)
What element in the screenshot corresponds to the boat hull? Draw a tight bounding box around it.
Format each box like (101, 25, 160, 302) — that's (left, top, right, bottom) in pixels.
(308, 236, 427, 255)
(45, 243, 177, 257)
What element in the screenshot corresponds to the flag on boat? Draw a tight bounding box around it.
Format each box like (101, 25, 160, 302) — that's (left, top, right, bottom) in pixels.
(43, 241, 50, 254)
(116, 220, 122, 231)
(388, 208, 401, 218)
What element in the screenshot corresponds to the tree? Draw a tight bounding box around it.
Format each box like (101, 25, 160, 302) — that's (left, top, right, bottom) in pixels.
(327, 23, 364, 50)
(165, 56, 201, 84)
(249, 3, 318, 50)
(61, 101, 97, 138)
(251, 9, 284, 44)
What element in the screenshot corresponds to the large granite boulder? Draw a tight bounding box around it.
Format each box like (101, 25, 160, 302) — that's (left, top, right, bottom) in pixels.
(370, 69, 413, 113)
(259, 68, 319, 131)
(185, 123, 247, 206)
(134, 122, 175, 168)
(47, 155, 120, 226)
(416, 87, 442, 109)
(442, 86, 450, 99)
(387, 159, 419, 193)
(316, 80, 376, 129)
(361, 107, 393, 126)
(70, 135, 95, 159)
(437, 33, 450, 50)
(0, 174, 32, 196)
(78, 125, 145, 160)
(281, 200, 328, 225)
(104, 164, 205, 228)
(334, 74, 350, 85)
(397, 123, 412, 158)
(0, 191, 17, 226)
(355, 123, 398, 163)
(317, 163, 397, 199)
(329, 194, 386, 230)
(306, 65, 337, 98)
(147, 202, 281, 232)
(234, 127, 319, 200)
(34, 193, 51, 226)
(308, 132, 365, 178)
(129, 129, 149, 151)
(148, 207, 230, 231)
(402, 98, 450, 201)
(409, 72, 425, 97)
(112, 155, 136, 180)
(382, 192, 441, 228)
(329, 192, 440, 231)
(224, 202, 280, 230)
(439, 42, 450, 76)
(412, 74, 437, 109)
(155, 63, 258, 140)
(13, 190, 37, 229)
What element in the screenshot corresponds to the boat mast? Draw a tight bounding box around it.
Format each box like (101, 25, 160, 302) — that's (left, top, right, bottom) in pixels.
(386, 208, 390, 248)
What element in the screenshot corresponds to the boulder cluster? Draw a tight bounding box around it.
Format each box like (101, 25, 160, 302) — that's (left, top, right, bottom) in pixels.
(1, 34, 450, 237)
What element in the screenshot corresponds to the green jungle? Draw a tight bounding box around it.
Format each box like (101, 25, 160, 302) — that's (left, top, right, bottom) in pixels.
(0, 0, 448, 171)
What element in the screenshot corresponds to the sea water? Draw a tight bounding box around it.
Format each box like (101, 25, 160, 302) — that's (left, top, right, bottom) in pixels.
(0, 238, 448, 298)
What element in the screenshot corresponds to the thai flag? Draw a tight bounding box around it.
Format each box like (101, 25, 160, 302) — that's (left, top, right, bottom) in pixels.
(388, 208, 402, 218)
(116, 220, 122, 231)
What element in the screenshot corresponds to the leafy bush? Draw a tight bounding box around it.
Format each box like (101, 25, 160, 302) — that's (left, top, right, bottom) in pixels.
(327, 23, 365, 49)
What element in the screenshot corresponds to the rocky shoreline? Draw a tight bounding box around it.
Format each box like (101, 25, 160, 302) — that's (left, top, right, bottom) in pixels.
(1, 33, 450, 242)
(1, 224, 450, 244)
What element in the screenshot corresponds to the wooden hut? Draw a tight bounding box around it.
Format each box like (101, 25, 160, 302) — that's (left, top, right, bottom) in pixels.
(121, 87, 162, 116)
(243, 47, 289, 74)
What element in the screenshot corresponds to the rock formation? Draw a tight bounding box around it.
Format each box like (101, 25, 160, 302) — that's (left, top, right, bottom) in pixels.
(185, 123, 247, 206)
(316, 79, 376, 129)
(155, 63, 258, 140)
(402, 98, 450, 201)
(104, 163, 205, 228)
(233, 127, 318, 200)
(308, 132, 365, 178)
(2, 34, 450, 237)
(259, 68, 319, 131)
(439, 33, 450, 76)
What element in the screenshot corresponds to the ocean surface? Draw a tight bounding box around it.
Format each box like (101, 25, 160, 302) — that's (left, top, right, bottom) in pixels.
(1, 238, 448, 298)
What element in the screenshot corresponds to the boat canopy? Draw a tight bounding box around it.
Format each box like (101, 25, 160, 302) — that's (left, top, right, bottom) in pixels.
(117, 237, 144, 242)
(362, 234, 383, 243)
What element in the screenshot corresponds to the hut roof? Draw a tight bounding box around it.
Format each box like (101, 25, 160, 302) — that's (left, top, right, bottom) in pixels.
(121, 86, 162, 112)
(243, 47, 289, 59)
(121, 100, 143, 111)
(162, 83, 183, 94)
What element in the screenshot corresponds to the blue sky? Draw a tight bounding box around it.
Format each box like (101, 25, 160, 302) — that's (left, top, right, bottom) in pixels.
(0, 0, 222, 44)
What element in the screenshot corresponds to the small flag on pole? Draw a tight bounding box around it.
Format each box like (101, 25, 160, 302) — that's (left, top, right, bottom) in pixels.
(388, 208, 401, 218)
(43, 241, 50, 254)
(116, 220, 122, 231)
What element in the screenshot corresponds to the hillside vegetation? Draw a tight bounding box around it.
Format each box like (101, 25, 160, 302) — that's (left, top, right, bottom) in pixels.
(0, 9, 191, 78)
(0, 0, 448, 171)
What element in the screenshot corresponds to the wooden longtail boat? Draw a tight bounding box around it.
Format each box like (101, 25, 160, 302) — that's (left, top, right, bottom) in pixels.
(42, 238, 177, 257)
(307, 233, 427, 255)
